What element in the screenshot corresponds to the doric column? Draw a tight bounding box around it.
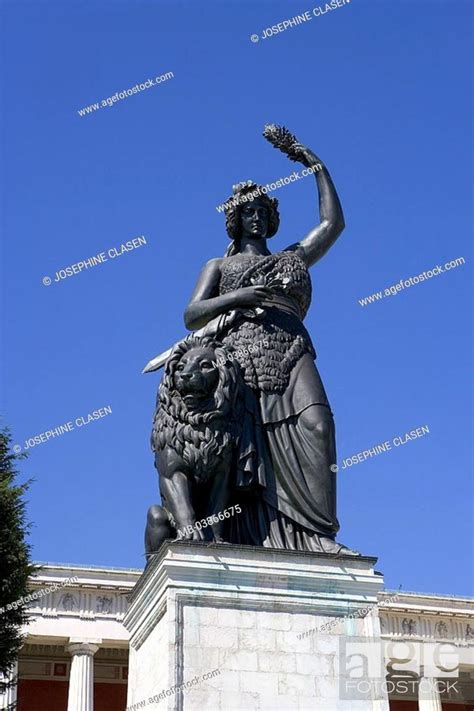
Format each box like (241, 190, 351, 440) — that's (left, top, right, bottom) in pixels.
(66, 640, 100, 711)
(0, 661, 18, 708)
(418, 676, 442, 711)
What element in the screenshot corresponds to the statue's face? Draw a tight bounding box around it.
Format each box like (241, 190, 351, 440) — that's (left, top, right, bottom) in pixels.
(240, 198, 269, 239)
(174, 347, 219, 407)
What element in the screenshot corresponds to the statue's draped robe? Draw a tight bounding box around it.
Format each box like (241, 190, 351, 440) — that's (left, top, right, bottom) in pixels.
(216, 250, 340, 551)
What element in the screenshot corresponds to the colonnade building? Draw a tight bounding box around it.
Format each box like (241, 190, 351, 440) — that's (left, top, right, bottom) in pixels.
(0, 563, 472, 710)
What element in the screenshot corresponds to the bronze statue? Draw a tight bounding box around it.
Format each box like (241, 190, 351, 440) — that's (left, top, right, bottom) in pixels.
(145, 125, 358, 560)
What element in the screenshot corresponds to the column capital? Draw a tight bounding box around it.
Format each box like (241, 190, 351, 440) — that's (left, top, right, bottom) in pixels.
(66, 639, 101, 657)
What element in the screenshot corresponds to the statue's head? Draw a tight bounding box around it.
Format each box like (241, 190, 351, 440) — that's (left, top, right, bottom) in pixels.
(223, 181, 280, 253)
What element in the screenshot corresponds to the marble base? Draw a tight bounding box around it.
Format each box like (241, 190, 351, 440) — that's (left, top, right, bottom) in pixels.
(124, 542, 390, 711)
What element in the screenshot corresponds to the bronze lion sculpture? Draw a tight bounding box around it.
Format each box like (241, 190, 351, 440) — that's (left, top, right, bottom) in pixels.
(145, 335, 245, 560)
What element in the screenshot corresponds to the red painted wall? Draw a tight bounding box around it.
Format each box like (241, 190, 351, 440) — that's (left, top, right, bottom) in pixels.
(18, 679, 68, 710)
(95, 682, 127, 711)
(18, 679, 127, 711)
(389, 701, 474, 711)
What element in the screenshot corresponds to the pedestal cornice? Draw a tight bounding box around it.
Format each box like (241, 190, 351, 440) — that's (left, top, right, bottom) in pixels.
(124, 541, 382, 651)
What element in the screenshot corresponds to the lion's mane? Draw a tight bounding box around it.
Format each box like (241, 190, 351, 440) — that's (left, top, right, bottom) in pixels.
(151, 336, 242, 481)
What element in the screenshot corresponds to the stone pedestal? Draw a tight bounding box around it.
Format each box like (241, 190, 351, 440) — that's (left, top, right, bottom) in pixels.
(124, 541, 390, 711)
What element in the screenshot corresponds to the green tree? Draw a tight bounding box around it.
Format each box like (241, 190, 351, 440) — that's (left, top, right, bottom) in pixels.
(0, 427, 36, 706)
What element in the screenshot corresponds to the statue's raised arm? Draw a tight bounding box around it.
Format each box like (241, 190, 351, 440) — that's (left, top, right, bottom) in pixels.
(263, 124, 345, 268)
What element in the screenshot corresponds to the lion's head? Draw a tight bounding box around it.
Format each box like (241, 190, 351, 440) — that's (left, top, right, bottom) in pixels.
(151, 336, 243, 475)
(172, 344, 221, 410)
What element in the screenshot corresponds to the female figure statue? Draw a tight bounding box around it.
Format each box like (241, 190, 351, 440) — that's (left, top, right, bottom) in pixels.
(183, 125, 357, 555)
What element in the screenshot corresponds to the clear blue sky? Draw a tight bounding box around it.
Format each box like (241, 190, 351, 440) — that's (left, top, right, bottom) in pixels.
(2, 0, 472, 596)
